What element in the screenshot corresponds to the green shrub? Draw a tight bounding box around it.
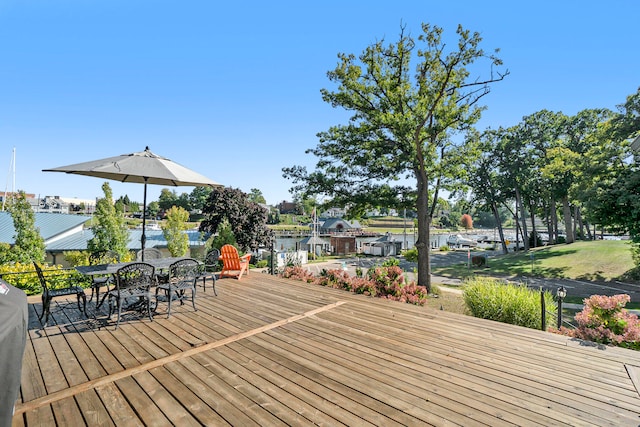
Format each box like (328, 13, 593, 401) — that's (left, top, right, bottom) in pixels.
(64, 250, 90, 266)
(402, 248, 418, 262)
(439, 245, 450, 251)
(255, 260, 268, 268)
(380, 258, 400, 267)
(463, 277, 555, 329)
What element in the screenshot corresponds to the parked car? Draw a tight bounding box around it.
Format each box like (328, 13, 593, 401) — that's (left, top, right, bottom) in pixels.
(447, 234, 478, 248)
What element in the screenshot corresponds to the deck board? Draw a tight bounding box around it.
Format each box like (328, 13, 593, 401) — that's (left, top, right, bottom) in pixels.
(12, 273, 640, 426)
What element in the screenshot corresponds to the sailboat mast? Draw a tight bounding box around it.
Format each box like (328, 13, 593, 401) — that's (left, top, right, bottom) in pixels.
(2, 147, 16, 211)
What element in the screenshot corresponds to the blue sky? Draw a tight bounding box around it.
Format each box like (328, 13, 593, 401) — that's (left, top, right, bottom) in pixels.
(1, 1, 638, 206)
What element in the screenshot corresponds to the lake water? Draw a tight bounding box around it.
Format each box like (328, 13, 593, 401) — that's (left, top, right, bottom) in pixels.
(274, 232, 453, 252)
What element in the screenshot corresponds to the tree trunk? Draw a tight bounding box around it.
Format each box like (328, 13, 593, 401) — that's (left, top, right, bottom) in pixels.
(550, 199, 558, 244)
(545, 201, 554, 245)
(415, 173, 431, 293)
(562, 195, 574, 243)
(529, 201, 537, 248)
(515, 188, 530, 251)
(492, 202, 508, 254)
(576, 206, 584, 240)
(585, 219, 593, 240)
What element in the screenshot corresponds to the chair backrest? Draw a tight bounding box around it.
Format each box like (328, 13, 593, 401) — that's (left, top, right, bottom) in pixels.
(90, 250, 121, 265)
(220, 245, 244, 270)
(32, 262, 49, 293)
(169, 258, 199, 285)
(89, 251, 106, 265)
(136, 248, 163, 261)
(103, 250, 121, 263)
(116, 262, 155, 292)
(204, 248, 220, 270)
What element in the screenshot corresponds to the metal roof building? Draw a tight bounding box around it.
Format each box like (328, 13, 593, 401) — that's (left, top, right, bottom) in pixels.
(0, 212, 208, 265)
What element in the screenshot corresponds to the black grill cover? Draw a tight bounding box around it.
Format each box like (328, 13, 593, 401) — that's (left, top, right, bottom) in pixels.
(0, 279, 27, 427)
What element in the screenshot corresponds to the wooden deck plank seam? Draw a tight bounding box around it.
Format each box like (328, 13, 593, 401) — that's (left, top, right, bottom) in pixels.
(14, 300, 347, 415)
(626, 364, 640, 398)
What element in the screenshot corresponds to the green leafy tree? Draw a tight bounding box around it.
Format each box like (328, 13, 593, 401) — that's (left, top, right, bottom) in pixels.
(210, 220, 238, 249)
(158, 188, 179, 212)
(465, 128, 510, 252)
(162, 206, 190, 256)
(147, 201, 160, 219)
(248, 188, 267, 204)
(299, 196, 318, 217)
(200, 187, 272, 251)
(4, 191, 45, 263)
(176, 192, 191, 210)
(127, 200, 139, 214)
(189, 186, 213, 213)
(283, 23, 507, 291)
(88, 182, 129, 259)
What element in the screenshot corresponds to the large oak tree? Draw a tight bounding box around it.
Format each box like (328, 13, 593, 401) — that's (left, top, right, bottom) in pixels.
(283, 23, 507, 291)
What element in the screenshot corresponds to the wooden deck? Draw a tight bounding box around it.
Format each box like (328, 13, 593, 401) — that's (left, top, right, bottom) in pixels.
(13, 272, 640, 426)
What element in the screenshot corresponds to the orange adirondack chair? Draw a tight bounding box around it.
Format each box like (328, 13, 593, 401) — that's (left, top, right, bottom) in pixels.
(219, 245, 251, 280)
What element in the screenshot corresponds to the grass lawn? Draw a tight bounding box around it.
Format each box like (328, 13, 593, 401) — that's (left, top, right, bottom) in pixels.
(427, 288, 468, 314)
(433, 240, 638, 283)
(431, 240, 640, 313)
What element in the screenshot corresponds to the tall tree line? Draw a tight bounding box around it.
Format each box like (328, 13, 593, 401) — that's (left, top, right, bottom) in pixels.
(467, 89, 639, 251)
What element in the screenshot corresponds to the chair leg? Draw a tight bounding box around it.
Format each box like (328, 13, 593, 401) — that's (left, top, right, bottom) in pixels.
(166, 288, 172, 318)
(78, 292, 87, 317)
(40, 295, 51, 326)
(115, 298, 123, 329)
(191, 287, 197, 311)
(146, 296, 153, 323)
(212, 277, 217, 296)
(38, 295, 46, 322)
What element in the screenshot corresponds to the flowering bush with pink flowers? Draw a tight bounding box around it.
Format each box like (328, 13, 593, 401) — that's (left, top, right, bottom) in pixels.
(557, 294, 640, 350)
(280, 265, 428, 306)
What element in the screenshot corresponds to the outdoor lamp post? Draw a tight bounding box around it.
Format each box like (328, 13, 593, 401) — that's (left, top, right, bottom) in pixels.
(556, 286, 567, 329)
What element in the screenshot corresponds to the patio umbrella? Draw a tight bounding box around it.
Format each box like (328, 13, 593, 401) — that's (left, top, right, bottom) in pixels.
(44, 146, 222, 260)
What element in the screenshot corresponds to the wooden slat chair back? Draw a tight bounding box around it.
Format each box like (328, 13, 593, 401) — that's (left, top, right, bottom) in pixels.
(33, 262, 87, 327)
(219, 244, 251, 280)
(108, 262, 155, 329)
(155, 258, 199, 318)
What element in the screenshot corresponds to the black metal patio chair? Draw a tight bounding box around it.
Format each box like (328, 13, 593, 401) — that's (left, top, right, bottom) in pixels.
(197, 248, 219, 295)
(88, 250, 120, 306)
(33, 262, 87, 327)
(107, 262, 155, 329)
(156, 258, 199, 318)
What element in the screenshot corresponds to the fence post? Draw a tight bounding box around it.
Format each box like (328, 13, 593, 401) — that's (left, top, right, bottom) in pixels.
(540, 287, 546, 331)
(270, 242, 275, 275)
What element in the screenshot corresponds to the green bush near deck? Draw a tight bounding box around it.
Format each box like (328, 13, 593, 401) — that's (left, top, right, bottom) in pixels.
(463, 277, 556, 329)
(402, 247, 418, 262)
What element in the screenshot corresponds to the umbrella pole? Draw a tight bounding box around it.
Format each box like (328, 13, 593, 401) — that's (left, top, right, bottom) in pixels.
(141, 178, 148, 261)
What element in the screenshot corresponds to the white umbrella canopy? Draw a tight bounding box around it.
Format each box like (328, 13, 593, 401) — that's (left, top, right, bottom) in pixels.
(44, 146, 222, 259)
